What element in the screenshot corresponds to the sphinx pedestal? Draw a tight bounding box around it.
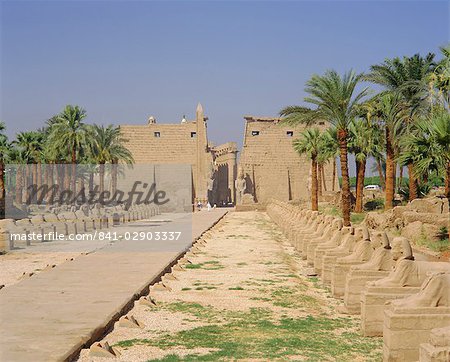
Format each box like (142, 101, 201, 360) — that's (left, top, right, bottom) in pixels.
(344, 270, 390, 314)
(419, 326, 450, 362)
(384, 307, 450, 361)
(361, 286, 420, 336)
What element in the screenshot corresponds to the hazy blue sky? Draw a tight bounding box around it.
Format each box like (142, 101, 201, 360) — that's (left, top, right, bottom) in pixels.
(1, 0, 449, 156)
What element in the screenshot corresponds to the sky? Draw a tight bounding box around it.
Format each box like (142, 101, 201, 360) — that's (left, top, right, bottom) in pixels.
(1, 0, 449, 173)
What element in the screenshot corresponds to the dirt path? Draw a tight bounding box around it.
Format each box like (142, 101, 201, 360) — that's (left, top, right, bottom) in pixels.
(78, 211, 382, 362)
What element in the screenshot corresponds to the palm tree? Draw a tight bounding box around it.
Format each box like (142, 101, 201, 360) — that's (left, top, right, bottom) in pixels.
(348, 118, 383, 213)
(431, 44, 450, 108)
(399, 108, 450, 199)
(47, 105, 88, 192)
(321, 128, 339, 191)
(371, 93, 408, 208)
(88, 125, 134, 194)
(14, 131, 43, 202)
(366, 53, 436, 200)
(293, 128, 323, 211)
(281, 70, 369, 226)
(0, 122, 8, 207)
(8, 146, 27, 205)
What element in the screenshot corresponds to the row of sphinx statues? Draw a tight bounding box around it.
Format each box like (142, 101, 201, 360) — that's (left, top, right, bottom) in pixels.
(267, 200, 450, 362)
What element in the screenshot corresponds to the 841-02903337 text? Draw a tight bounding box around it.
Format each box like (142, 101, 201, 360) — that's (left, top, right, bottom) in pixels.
(98, 231, 182, 241)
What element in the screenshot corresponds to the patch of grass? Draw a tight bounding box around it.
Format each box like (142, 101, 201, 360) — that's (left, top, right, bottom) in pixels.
(417, 226, 450, 253)
(270, 286, 318, 308)
(184, 261, 224, 270)
(162, 302, 218, 321)
(250, 296, 272, 302)
(350, 212, 366, 225)
(123, 313, 382, 362)
(228, 286, 244, 290)
(236, 262, 247, 266)
(253, 278, 283, 285)
(319, 206, 366, 225)
(181, 287, 192, 291)
(319, 205, 340, 217)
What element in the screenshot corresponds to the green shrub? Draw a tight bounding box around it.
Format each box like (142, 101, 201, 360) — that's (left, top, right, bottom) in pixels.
(364, 198, 384, 211)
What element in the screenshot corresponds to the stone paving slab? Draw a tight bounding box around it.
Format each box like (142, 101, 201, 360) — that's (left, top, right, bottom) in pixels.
(0, 209, 228, 362)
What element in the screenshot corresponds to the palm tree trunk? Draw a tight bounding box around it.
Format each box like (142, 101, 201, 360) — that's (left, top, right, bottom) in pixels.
(408, 163, 418, 201)
(89, 172, 94, 193)
(321, 164, 327, 191)
(376, 158, 386, 191)
(64, 164, 70, 191)
(0, 162, 4, 201)
(445, 161, 450, 200)
(399, 166, 404, 188)
(332, 158, 336, 191)
(15, 166, 23, 204)
(46, 164, 53, 205)
(385, 128, 395, 210)
(32, 163, 38, 203)
(393, 161, 397, 193)
(446, 162, 450, 241)
(311, 156, 318, 211)
(0, 162, 3, 218)
(71, 145, 77, 194)
(23, 165, 29, 203)
(317, 163, 323, 198)
(112, 160, 118, 195)
(355, 158, 366, 213)
(80, 173, 85, 196)
(99, 163, 105, 193)
(338, 129, 351, 226)
(37, 162, 42, 189)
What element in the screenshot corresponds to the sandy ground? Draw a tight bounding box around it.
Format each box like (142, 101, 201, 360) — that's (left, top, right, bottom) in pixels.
(0, 235, 110, 289)
(77, 211, 382, 362)
(0, 252, 81, 288)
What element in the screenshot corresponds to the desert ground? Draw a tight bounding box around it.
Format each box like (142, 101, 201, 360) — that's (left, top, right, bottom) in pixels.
(77, 211, 382, 362)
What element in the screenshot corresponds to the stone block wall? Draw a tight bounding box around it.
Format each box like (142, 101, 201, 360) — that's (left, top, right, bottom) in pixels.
(239, 116, 338, 204)
(120, 104, 237, 205)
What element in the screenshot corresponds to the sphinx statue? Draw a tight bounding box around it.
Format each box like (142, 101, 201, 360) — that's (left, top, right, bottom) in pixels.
(320, 226, 357, 284)
(361, 237, 450, 337)
(384, 272, 450, 361)
(342, 232, 394, 314)
(312, 218, 344, 273)
(331, 225, 374, 298)
(306, 217, 342, 266)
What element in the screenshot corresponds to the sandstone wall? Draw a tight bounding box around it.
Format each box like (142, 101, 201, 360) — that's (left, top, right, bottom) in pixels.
(120, 105, 237, 205)
(239, 117, 338, 204)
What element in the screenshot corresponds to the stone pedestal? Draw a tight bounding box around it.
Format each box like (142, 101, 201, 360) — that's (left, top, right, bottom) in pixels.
(384, 307, 450, 361)
(419, 326, 450, 362)
(361, 286, 420, 336)
(343, 270, 390, 314)
(0, 229, 13, 251)
(321, 252, 350, 285)
(332, 260, 365, 298)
